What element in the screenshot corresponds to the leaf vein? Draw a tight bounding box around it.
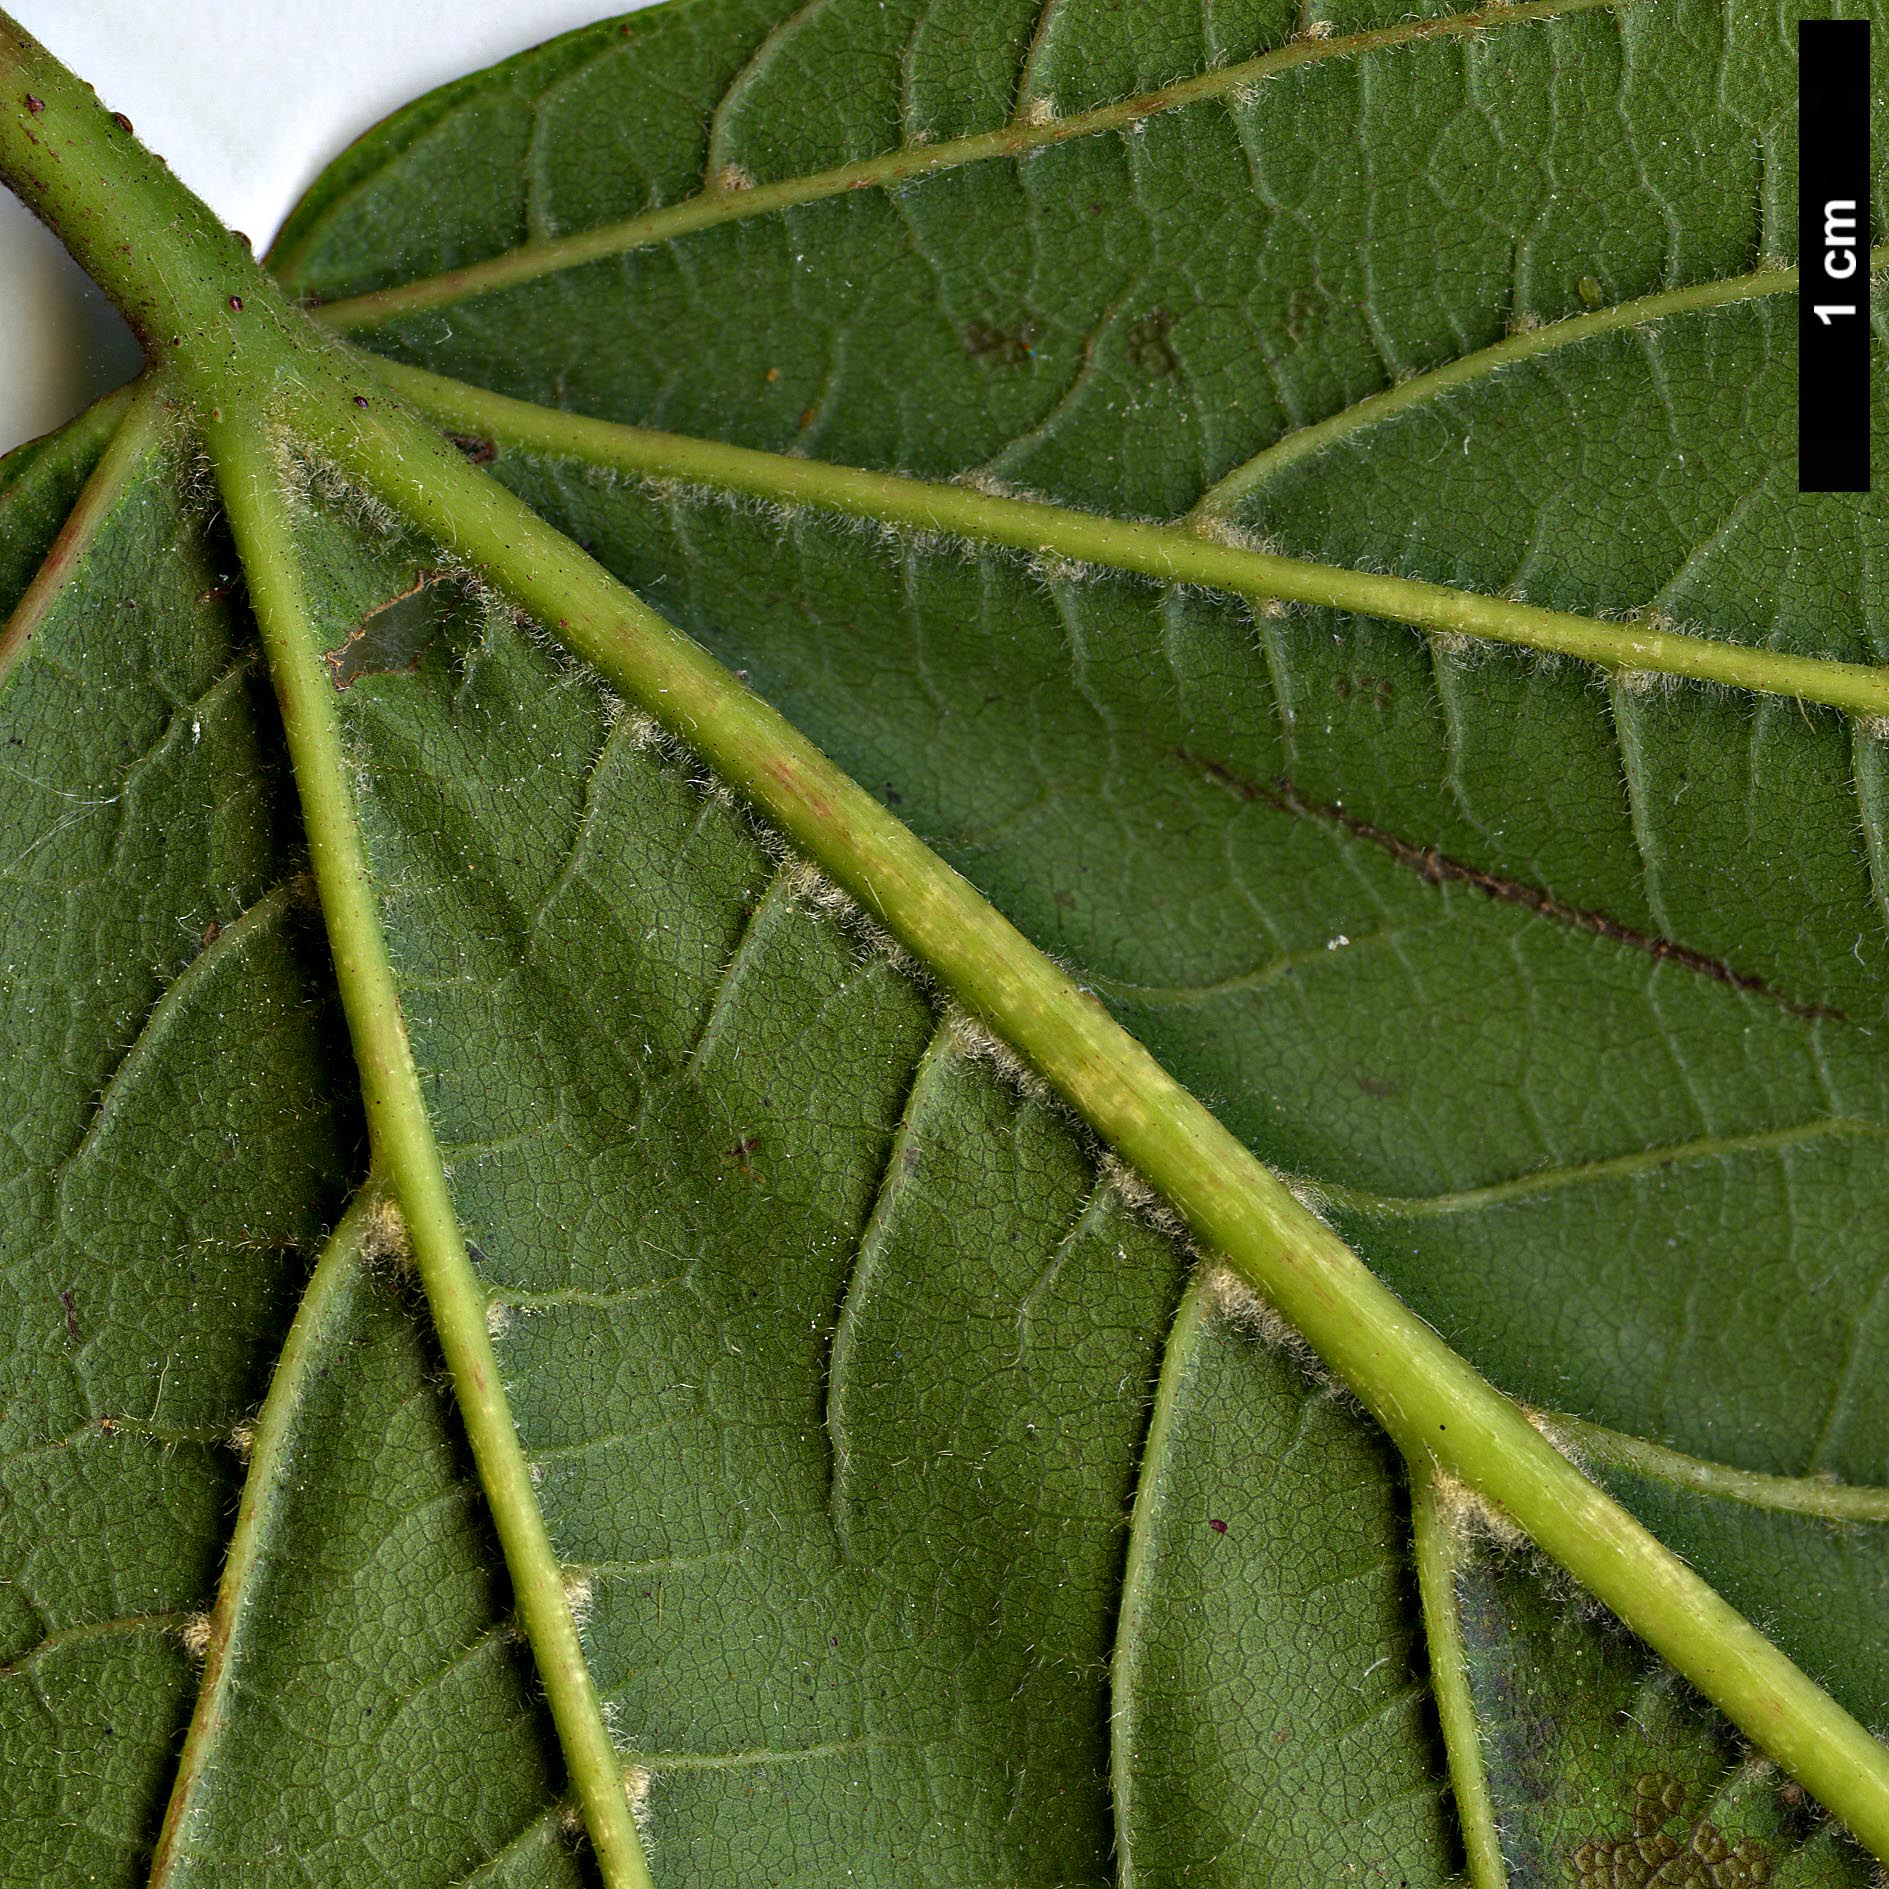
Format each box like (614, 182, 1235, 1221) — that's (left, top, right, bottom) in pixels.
(314, 0, 1629, 330)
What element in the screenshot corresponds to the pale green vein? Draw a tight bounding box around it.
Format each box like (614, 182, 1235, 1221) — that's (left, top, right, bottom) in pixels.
(2, 1422, 227, 1468)
(489, 1281, 675, 1314)
(824, 1020, 954, 1555)
(1108, 1267, 1209, 1889)
(369, 359, 1889, 720)
(149, 1187, 381, 1886)
(1090, 928, 1401, 1006)
(1, 1610, 193, 1676)
(1189, 250, 1889, 519)
(0, 380, 148, 687)
(447, 1737, 902, 1889)
(637, 1738, 898, 1771)
(529, 1425, 677, 1467)
(53, 876, 303, 1184)
(2, 653, 254, 885)
(688, 866, 796, 1072)
(442, 1805, 564, 1889)
(1015, 1180, 1116, 1364)
(1411, 1467, 1507, 1889)
(1541, 1413, 1889, 1525)
(202, 406, 651, 1889)
(307, 0, 1623, 330)
(1313, 1117, 1888, 1221)
(1853, 720, 1889, 944)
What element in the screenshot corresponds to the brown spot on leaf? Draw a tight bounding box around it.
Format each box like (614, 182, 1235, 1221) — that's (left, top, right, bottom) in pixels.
(1333, 673, 1394, 712)
(1124, 307, 1179, 377)
(963, 317, 1038, 367)
(1573, 1771, 1772, 1886)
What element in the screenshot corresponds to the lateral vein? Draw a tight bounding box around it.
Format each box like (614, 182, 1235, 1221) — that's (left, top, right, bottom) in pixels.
(1540, 1412, 1889, 1524)
(1411, 1467, 1508, 1889)
(367, 358, 1889, 722)
(308, 0, 1625, 330)
(1108, 1268, 1210, 1889)
(0, 382, 149, 687)
(1316, 1116, 1887, 1220)
(199, 409, 652, 1889)
(1189, 252, 1889, 518)
(823, 1019, 953, 1555)
(147, 1190, 380, 1886)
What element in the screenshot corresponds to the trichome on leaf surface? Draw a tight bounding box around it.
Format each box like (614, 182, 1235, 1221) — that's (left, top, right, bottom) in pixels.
(2, 2, 1887, 1884)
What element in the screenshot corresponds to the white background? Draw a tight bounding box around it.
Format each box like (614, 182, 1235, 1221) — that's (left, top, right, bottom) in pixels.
(0, 1, 660, 454)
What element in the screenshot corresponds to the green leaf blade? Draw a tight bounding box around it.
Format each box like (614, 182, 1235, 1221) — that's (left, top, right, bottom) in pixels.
(0, 410, 358, 1887)
(6, 0, 1889, 1877)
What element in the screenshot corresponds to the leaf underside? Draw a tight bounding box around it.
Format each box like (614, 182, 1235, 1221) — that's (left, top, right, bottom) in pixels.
(4, 1, 1889, 1884)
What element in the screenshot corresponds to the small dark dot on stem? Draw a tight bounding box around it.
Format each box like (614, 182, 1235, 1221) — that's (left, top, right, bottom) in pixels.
(228, 295, 244, 312)
(353, 395, 369, 408)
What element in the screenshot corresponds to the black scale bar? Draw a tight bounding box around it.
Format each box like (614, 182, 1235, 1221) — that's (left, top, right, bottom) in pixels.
(1799, 19, 1872, 494)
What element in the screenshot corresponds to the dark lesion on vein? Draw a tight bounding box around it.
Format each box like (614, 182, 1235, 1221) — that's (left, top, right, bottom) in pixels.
(1171, 748, 1846, 1025)
(446, 430, 498, 466)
